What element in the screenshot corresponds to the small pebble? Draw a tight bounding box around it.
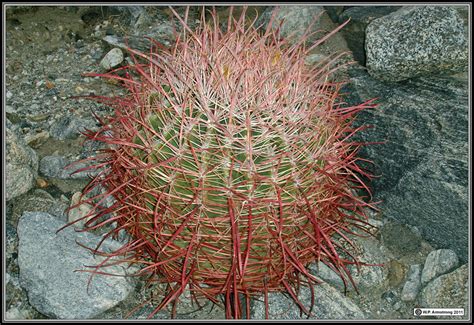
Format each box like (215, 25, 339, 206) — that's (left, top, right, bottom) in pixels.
(100, 48, 124, 70)
(36, 178, 49, 188)
(6, 105, 14, 113)
(421, 249, 459, 285)
(68, 192, 93, 229)
(401, 264, 422, 301)
(45, 80, 55, 89)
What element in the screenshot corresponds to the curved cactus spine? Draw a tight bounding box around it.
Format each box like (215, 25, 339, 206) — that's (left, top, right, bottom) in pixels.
(66, 6, 380, 319)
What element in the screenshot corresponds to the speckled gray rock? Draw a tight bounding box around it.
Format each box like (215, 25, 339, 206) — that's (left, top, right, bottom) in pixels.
(258, 6, 326, 41)
(251, 282, 365, 319)
(347, 236, 388, 293)
(39, 155, 97, 179)
(6, 120, 38, 201)
(366, 6, 468, 81)
(420, 264, 468, 314)
(380, 221, 423, 258)
(6, 221, 18, 267)
(338, 6, 402, 65)
(102, 18, 175, 52)
(421, 249, 459, 285)
(323, 6, 345, 23)
(257, 6, 351, 62)
(5, 272, 44, 320)
(39, 155, 69, 178)
(49, 116, 98, 140)
(10, 189, 69, 225)
(102, 35, 151, 52)
(6, 307, 30, 320)
(310, 262, 348, 291)
(171, 287, 226, 319)
(100, 48, 124, 70)
(17, 212, 136, 319)
(67, 192, 93, 229)
(401, 264, 422, 301)
(310, 235, 388, 293)
(345, 65, 468, 262)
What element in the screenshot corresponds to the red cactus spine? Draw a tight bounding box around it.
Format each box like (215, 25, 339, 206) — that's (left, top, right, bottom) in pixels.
(63, 6, 380, 319)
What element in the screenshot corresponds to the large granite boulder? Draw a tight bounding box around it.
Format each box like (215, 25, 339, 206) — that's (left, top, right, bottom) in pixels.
(18, 212, 137, 319)
(345, 65, 468, 262)
(338, 6, 401, 65)
(365, 6, 468, 82)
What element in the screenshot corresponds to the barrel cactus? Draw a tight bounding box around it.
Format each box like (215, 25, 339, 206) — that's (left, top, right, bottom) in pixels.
(67, 6, 379, 319)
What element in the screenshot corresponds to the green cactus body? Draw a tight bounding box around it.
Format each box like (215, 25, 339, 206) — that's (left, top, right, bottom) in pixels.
(75, 6, 378, 319)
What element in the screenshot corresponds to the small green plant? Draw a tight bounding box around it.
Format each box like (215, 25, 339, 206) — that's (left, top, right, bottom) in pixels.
(65, 6, 379, 319)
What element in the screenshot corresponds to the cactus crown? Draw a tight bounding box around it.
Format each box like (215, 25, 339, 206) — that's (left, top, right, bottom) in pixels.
(66, 6, 378, 319)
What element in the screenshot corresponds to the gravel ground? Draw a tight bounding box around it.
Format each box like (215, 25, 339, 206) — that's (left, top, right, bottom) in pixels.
(4, 5, 469, 321)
